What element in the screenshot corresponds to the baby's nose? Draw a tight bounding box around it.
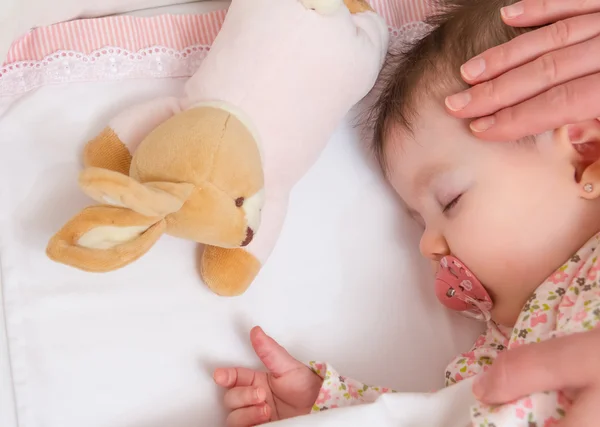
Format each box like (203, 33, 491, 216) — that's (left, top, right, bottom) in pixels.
(241, 227, 254, 247)
(419, 229, 450, 261)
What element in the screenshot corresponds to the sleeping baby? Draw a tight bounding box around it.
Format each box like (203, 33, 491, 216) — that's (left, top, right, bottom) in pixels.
(213, 0, 600, 425)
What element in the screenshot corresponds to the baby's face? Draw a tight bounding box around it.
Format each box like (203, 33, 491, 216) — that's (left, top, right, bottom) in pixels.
(385, 101, 600, 326)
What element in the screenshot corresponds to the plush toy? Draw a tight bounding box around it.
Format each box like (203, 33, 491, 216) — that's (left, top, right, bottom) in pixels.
(47, 0, 388, 296)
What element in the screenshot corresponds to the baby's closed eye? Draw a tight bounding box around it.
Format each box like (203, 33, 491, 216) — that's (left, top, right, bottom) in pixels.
(442, 194, 463, 214)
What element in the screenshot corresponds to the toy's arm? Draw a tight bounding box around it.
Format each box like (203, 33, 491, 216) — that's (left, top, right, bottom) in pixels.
(84, 97, 185, 174)
(308, 362, 395, 412)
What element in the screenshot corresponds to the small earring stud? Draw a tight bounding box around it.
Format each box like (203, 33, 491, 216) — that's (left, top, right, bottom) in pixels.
(584, 183, 594, 193)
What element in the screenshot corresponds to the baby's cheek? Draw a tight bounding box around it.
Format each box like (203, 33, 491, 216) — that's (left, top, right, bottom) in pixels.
(446, 215, 547, 325)
(446, 215, 524, 288)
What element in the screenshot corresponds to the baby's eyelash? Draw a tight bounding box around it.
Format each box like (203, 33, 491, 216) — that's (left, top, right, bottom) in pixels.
(443, 194, 462, 213)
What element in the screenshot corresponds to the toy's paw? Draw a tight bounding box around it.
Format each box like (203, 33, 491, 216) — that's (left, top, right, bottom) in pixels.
(79, 167, 195, 217)
(83, 127, 132, 175)
(47, 206, 166, 272)
(200, 246, 261, 296)
(301, 0, 343, 15)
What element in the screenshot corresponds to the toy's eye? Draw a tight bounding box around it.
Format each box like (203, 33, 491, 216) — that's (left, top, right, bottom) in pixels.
(235, 197, 245, 207)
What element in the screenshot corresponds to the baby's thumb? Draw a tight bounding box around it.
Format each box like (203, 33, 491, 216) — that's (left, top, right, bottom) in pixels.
(250, 326, 303, 377)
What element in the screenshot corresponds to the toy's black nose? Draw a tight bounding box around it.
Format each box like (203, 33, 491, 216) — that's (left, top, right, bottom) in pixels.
(241, 227, 254, 247)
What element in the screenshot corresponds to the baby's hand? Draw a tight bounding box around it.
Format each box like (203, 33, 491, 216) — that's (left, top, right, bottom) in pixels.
(214, 327, 323, 427)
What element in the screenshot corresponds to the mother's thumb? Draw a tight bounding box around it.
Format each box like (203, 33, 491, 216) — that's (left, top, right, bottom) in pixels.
(250, 326, 303, 377)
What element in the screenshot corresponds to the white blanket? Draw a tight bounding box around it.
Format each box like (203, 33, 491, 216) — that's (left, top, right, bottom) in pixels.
(272, 378, 477, 427)
(0, 4, 483, 427)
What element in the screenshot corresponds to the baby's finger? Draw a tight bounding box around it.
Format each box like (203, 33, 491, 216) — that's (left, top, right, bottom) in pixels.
(224, 386, 267, 409)
(214, 367, 256, 388)
(251, 326, 304, 377)
(226, 404, 271, 427)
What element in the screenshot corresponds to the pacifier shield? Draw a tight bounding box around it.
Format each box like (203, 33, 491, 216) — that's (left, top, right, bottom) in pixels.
(434, 256, 493, 321)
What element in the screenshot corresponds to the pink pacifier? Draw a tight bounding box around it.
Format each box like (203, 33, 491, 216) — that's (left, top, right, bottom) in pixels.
(435, 256, 493, 322)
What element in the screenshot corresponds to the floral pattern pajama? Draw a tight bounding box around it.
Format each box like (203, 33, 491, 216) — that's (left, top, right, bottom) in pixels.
(309, 233, 600, 426)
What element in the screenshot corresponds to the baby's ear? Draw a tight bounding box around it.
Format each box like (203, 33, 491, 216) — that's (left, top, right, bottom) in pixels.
(79, 167, 195, 217)
(47, 206, 166, 272)
(562, 119, 600, 199)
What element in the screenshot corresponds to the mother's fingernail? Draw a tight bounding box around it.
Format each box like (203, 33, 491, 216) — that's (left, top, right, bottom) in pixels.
(461, 57, 486, 80)
(470, 116, 495, 132)
(445, 92, 471, 111)
(501, 2, 524, 19)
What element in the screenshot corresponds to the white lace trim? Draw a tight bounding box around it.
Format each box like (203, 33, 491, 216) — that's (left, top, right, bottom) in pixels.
(0, 22, 431, 116)
(388, 21, 432, 44)
(0, 45, 210, 116)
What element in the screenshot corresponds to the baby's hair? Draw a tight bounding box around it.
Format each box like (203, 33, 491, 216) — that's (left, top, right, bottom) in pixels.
(370, 0, 539, 174)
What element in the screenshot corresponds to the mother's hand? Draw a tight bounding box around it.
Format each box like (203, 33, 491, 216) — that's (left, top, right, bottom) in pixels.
(444, 0, 600, 141)
(472, 328, 600, 427)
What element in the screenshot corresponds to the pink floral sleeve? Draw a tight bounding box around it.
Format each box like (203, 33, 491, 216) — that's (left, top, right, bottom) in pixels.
(444, 323, 509, 387)
(308, 361, 395, 412)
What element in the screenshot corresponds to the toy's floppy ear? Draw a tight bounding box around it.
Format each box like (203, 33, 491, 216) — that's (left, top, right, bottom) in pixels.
(47, 206, 166, 272)
(79, 167, 195, 217)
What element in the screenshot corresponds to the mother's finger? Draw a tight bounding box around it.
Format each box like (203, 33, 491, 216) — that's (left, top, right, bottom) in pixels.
(458, 12, 600, 85)
(473, 329, 600, 405)
(468, 72, 600, 141)
(226, 404, 271, 427)
(500, 0, 600, 27)
(450, 33, 600, 118)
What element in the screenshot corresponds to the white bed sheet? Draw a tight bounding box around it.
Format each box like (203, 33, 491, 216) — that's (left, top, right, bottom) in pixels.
(0, 77, 482, 427)
(0, 4, 483, 427)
